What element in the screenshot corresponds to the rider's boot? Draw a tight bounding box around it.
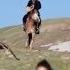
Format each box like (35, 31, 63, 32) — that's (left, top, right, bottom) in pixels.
(35, 24, 40, 34)
(35, 20, 41, 34)
(35, 27, 40, 34)
(23, 24, 26, 31)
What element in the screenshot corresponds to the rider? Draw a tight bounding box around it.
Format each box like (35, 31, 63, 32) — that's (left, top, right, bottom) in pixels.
(23, 0, 41, 34)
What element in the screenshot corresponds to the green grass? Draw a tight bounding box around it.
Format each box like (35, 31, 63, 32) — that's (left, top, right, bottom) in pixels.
(0, 19, 70, 70)
(0, 49, 70, 70)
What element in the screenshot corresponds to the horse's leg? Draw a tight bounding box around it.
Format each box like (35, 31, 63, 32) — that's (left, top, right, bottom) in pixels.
(25, 38, 28, 48)
(25, 33, 32, 48)
(28, 32, 34, 50)
(30, 39, 33, 50)
(26, 29, 32, 48)
(30, 32, 35, 50)
(28, 33, 32, 48)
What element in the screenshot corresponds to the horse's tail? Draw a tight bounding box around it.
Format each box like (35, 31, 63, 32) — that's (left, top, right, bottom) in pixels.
(0, 42, 20, 60)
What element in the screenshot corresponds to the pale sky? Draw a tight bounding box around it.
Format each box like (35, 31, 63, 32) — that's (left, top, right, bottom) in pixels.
(0, 0, 70, 28)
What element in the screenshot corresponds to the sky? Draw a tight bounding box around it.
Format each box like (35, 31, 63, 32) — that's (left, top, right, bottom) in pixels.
(0, 0, 70, 28)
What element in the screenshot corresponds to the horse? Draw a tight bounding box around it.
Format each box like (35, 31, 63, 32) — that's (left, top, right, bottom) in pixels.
(24, 9, 40, 49)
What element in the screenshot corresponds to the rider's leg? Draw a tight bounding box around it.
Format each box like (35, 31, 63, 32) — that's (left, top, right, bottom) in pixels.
(37, 16, 41, 28)
(23, 14, 28, 25)
(34, 16, 41, 34)
(22, 14, 28, 31)
(37, 11, 41, 28)
(34, 21, 40, 34)
(36, 16, 41, 34)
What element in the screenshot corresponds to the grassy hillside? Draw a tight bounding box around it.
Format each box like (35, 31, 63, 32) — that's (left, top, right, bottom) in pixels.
(0, 19, 70, 70)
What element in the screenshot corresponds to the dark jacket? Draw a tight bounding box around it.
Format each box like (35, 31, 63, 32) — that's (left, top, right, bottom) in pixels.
(27, 0, 41, 10)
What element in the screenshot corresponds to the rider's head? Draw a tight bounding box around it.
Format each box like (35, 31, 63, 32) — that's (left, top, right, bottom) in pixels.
(36, 60, 52, 70)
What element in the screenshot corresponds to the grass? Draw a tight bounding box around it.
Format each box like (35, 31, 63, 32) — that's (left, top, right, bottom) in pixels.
(0, 19, 70, 70)
(0, 49, 70, 70)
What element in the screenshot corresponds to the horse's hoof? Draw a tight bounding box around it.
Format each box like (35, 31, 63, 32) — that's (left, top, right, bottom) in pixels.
(25, 46, 29, 48)
(28, 46, 32, 50)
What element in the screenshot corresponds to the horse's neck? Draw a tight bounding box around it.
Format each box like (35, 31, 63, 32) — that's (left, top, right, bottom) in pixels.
(26, 18, 34, 32)
(30, 9, 37, 15)
(26, 16, 34, 27)
(26, 10, 37, 33)
(27, 10, 34, 19)
(26, 9, 37, 27)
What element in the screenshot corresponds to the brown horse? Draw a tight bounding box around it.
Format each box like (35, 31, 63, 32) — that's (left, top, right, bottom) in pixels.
(25, 9, 39, 49)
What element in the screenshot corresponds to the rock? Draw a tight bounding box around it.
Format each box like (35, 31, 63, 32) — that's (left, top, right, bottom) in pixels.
(48, 41, 70, 52)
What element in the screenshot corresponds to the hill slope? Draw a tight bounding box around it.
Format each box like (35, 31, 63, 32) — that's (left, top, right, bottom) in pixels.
(0, 19, 70, 70)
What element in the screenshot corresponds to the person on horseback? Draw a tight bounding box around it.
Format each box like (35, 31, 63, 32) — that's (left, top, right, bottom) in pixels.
(23, 0, 41, 34)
